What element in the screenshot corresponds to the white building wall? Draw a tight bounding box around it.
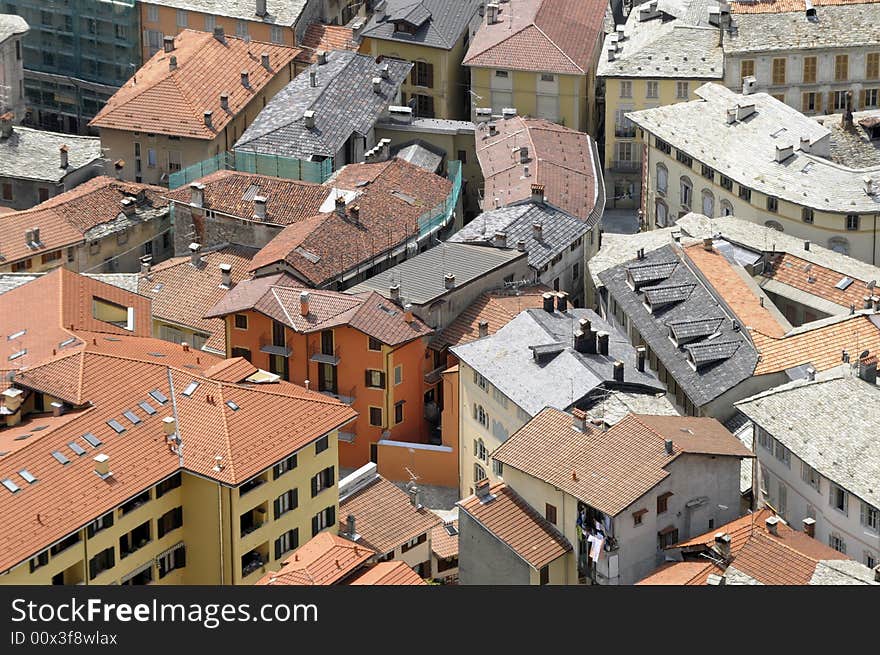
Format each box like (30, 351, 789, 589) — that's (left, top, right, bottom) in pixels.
(0, 31, 25, 118)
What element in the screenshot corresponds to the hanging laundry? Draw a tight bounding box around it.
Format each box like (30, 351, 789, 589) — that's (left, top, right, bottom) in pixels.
(590, 534, 605, 563)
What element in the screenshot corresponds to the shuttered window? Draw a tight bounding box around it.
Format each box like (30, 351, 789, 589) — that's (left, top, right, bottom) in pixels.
(835, 55, 849, 81)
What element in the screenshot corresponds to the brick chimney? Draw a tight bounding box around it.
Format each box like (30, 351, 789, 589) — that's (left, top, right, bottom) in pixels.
(300, 291, 310, 317)
(120, 197, 136, 216)
(140, 255, 153, 276)
(765, 516, 780, 536)
(0, 112, 13, 139)
(220, 92, 229, 112)
(204, 110, 213, 129)
(531, 184, 545, 204)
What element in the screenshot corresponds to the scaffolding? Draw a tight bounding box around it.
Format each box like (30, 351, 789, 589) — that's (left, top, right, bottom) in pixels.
(168, 151, 334, 190)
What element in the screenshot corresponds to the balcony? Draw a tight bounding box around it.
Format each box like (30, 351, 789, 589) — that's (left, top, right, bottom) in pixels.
(319, 386, 356, 405)
(614, 124, 636, 138)
(309, 341, 341, 365)
(239, 474, 268, 497)
(240, 505, 267, 539)
(259, 336, 291, 357)
(119, 521, 151, 559)
(241, 545, 268, 580)
(611, 160, 641, 173)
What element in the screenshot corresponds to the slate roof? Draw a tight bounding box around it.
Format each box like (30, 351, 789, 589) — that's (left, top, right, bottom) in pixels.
(451, 307, 665, 417)
(0, 14, 27, 43)
(90, 30, 300, 139)
(448, 200, 590, 270)
(360, 0, 483, 50)
(476, 116, 601, 225)
(729, 0, 880, 13)
(143, 0, 307, 25)
(462, 0, 606, 75)
(0, 126, 102, 183)
(234, 51, 411, 159)
(598, 244, 758, 407)
(348, 242, 528, 306)
(735, 373, 880, 509)
(391, 140, 445, 173)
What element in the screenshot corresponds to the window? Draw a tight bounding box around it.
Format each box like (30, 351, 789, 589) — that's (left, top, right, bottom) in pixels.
(236, 21, 249, 37)
(720, 200, 733, 216)
(368, 336, 382, 351)
(700, 163, 714, 181)
(657, 491, 672, 514)
(41, 250, 62, 264)
(156, 473, 181, 498)
(147, 149, 157, 168)
(801, 462, 820, 491)
(701, 189, 714, 217)
(829, 532, 847, 554)
(540, 73, 555, 82)
(11, 259, 31, 272)
(720, 175, 733, 191)
(38, 187, 50, 203)
(274, 529, 298, 559)
(311, 506, 336, 536)
(120, 490, 150, 515)
(846, 214, 859, 231)
(365, 369, 386, 389)
(675, 81, 688, 99)
(30, 551, 49, 573)
(834, 54, 848, 81)
(545, 503, 557, 525)
(271, 25, 284, 44)
(833, 90, 848, 111)
(679, 177, 692, 209)
(738, 185, 751, 202)
(473, 370, 488, 391)
(675, 150, 693, 168)
(830, 483, 848, 515)
(802, 91, 818, 113)
(494, 70, 508, 78)
(802, 207, 814, 223)
(646, 81, 658, 98)
(234, 314, 248, 329)
(456, 149, 467, 164)
(401, 533, 427, 553)
(158, 544, 186, 578)
(655, 200, 668, 227)
(414, 93, 435, 118)
(204, 14, 216, 32)
(474, 439, 488, 462)
(473, 404, 488, 428)
(655, 137, 671, 155)
(620, 80, 632, 98)
(147, 4, 159, 22)
(741, 59, 755, 81)
(176, 10, 188, 27)
(231, 347, 251, 362)
(865, 552, 877, 569)
(865, 88, 879, 108)
(861, 502, 879, 532)
(167, 150, 181, 172)
(658, 526, 679, 549)
(310, 466, 335, 497)
(656, 163, 668, 195)
(2, 182, 12, 200)
(50, 533, 80, 556)
(772, 58, 786, 85)
(757, 427, 772, 450)
(767, 196, 778, 213)
(157, 507, 183, 538)
(633, 508, 647, 526)
(539, 565, 549, 585)
(492, 459, 503, 477)
(394, 401, 404, 424)
(87, 512, 114, 538)
(89, 548, 115, 580)
(615, 141, 633, 162)
(414, 61, 433, 88)
(369, 406, 383, 426)
(474, 463, 486, 482)
(273, 454, 297, 479)
(777, 482, 787, 516)
(274, 489, 298, 519)
(801, 56, 817, 83)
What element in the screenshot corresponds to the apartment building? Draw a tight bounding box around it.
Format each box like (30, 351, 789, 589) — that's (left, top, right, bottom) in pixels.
(0, 176, 171, 274)
(0, 116, 103, 210)
(597, 0, 724, 209)
(90, 28, 300, 186)
(723, 0, 880, 115)
(735, 362, 880, 570)
(0, 14, 27, 118)
(626, 83, 880, 264)
(0, 269, 357, 585)
(205, 280, 433, 468)
(463, 0, 606, 133)
(358, 0, 484, 120)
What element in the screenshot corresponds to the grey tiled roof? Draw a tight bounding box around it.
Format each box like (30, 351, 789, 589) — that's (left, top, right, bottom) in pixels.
(360, 0, 483, 50)
(725, 4, 880, 54)
(0, 14, 28, 43)
(735, 373, 880, 510)
(626, 84, 880, 214)
(0, 127, 102, 183)
(598, 244, 758, 407)
(452, 308, 666, 416)
(0, 272, 138, 295)
(391, 139, 444, 172)
(0, 274, 39, 296)
(142, 0, 305, 26)
(809, 560, 880, 585)
(347, 242, 527, 306)
(234, 52, 411, 160)
(447, 200, 590, 269)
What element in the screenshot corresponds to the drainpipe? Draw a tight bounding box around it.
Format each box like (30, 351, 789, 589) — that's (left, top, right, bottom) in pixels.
(873, 213, 877, 266)
(82, 528, 89, 586)
(384, 346, 392, 436)
(218, 484, 224, 584)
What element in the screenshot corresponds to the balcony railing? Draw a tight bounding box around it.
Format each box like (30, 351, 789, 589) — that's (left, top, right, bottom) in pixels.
(241, 557, 265, 578)
(308, 341, 341, 365)
(258, 336, 291, 357)
(614, 125, 636, 138)
(319, 386, 356, 405)
(611, 160, 641, 173)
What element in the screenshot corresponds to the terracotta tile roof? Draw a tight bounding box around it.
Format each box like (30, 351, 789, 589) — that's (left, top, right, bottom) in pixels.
(457, 482, 571, 569)
(636, 560, 721, 585)
(762, 252, 875, 310)
(684, 244, 787, 338)
(463, 0, 605, 74)
(730, 0, 879, 13)
(476, 117, 599, 224)
(430, 520, 459, 559)
(348, 561, 427, 585)
(138, 244, 258, 349)
(256, 533, 375, 585)
(202, 357, 258, 382)
(0, 177, 168, 266)
(751, 315, 880, 374)
(247, 159, 452, 285)
(89, 30, 300, 139)
(0, 409, 90, 459)
(295, 23, 359, 65)
(339, 475, 441, 555)
(164, 170, 331, 226)
(206, 281, 432, 347)
(493, 410, 751, 517)
(431, 286, 550, 350)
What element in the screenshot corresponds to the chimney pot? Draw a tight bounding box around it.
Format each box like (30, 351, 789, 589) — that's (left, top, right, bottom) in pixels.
(189, 242, 202, 266)
(404, 303, 414, 323)
(475, 478, 491, 498)
(300, 291, 310, 317)
(372, 77, 382, 93)
(93, 453, 111, 478)
(478, 320, 489, 338)
(488, 122, 498, 137)
(346, 514, 356, 536)
(218, 262, 232, 288)
(713, 532, 732, 559)
(241, 70, 250, 88)
(220, 93, 229, 111)
(256, 0, 267, 17)
(803, 517, 816, 538)
(664, 439, 674, 455)
(389, 284, 400, 301)
(596, 331, 609, 355)
(804, 240, 811, 251)
(542, 292, 554, 313)
(51, 401, 64, 417)
(350, 205, 360, 223)
(516, 239, 526, 252)
(612, 360, 624, 382)
(702, 237, 713, 251)
(304, 110, 315, 129)
(530, 184, 545, 204)
(317, 50, 327, 65)
(765, 516, 780, 536)
(532, 222, 543, 239)
(59, 145, 69, 169)
(204, 110, 213, 129)
(140, 255, 153, 276)
(163, 35, 175, 53)
(120, 197, 136, 216)
(519, 146, 529, 164)
(493, 231, 507, 248)
(190, 182, 205, 207)
(213, 26, 225, 42)
(444, 273, 456, 289)
(556, 291, 568, 312)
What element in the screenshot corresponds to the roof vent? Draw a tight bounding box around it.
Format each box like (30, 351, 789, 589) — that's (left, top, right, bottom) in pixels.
(478, 320, 489, 338)
(516, 239, 526, 252)
(316, 50, 327, 65)
(120, 196, 136, 216)
(304, 110, 315, 129)
(735, 102, 756, 121)
(502, 108, 516, 119)
(93, 453, 112, 479)
(213, 26, 226, 42)
(218, 263, 233, 289)
(444, 273, 456, 289)
(488, 122, 498, 137)
(162, 416, 177, 439)
(475, 478, 491, 499)
(261, 52, 271, 70)
(372, 77, 381, 93)
(531, 184, 545, 204)
(664, 439, 674, 455)
(765, 516, 780, 536)
(220, 92, 230, 111)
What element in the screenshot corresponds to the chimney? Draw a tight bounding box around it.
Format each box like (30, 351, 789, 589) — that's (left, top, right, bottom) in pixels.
(51, 401, 64, 417)
(865, 295, 874, 310)
(2, 388, 23, 426)
(241, 70, 250, 88)
(350, 205, 360, 224)
(304, 110, 315, 129)
(606, 44, 616, 62)
(765, 516, 780, 536)
(334, 194, 346, 217)
(300, 291, 310, 317)
(726, 107, 737, 124)
(309, 70, 317, 87)
(803, 517, 816, 538)
(59, 145, 69, 169)
(189, 242, 202, 266)
(24, 228, 34, 247)
(702, 237, 713, 251)
(163, 35, 175, 53)
(213, 26, 225, 42)
(32, 227, 40, 246)
(390, 284, 400, 301)
(493, 231, 507, 248)
(316, 50, 327, 65)
(706, 574, 725, 586)
(800, 136, 811, 153)
(636, 346, 646, 372)
(379, 138, 391, 162)
(531, 184, 545, 204)
(409, 486, 420, 507)
(140, 255, 153, 276)
(93, 453, 111, 478)
(858, 354, 878, 384)
(162, 416, 177, 439)
(572, 408, 587, 432)
(444, 273, 456, 289)
(478, 320, 489, 338)
(542, 292, 554, 313)
(182, 342, 190, 352)
(864, 176, 876, 196)
(218, 263, 232, 289)
(190, 182, 205, 207)
(120, 197, 136, 216)
(204, 110, 213, 129)
(775, 144, 794, 163)
(556, 291, 568, 312)
(597, 331, 609, 355)
(804, 240, 811, 251)
(253, 195, 267, 220)
(475, 478, 491, 499)
(0, 112, 12, 138)
(713, 532, 732, 560)
(519, 146, 529, 163)
(612, 360, 624, 382)
(256, 0, 267, 17)
(516, 239, 526, 252)
(346, 514, 356, 536)
(168, 54, 179, 72)
(488, 122, 498, 137)
(532, 222, 543, 240)
(664, 439, 674, 455)
(220, 93, 229, 111)
(379, 63, 390, 79)
(372, 77, 381, 93)
(114, 159, 124, 178)
(404, 304, 414, 322)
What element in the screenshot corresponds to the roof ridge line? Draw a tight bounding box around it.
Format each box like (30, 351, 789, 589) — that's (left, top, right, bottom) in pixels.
(214, 382, 237, 483)
(530, 24, 584, 74)
(463, 21, 535, 64)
